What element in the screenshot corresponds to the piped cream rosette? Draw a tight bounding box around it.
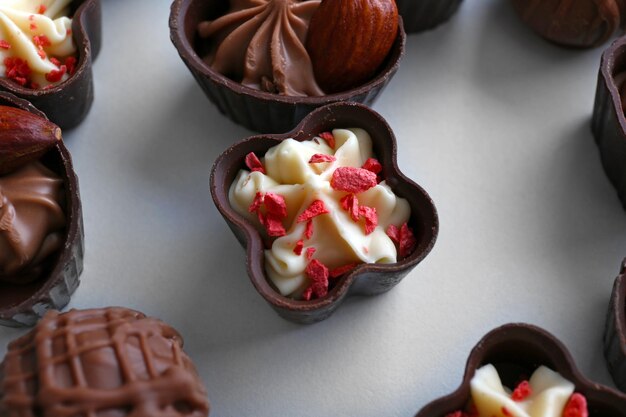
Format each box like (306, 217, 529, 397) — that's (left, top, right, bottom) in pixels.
(0, 0, 76, 87)
(229, 128, 411, 298)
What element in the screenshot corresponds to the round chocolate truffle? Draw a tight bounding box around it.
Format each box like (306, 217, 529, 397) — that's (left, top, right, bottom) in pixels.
(510, 0, 623, 48)
(0, 307, 210, 417)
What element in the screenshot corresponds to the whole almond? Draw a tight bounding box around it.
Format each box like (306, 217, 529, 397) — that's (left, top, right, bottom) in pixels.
(0, 106, 62, 175)
(306, 0, 399, 94)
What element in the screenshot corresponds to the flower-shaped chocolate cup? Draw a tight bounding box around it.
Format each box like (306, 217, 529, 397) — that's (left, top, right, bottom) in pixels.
(592, 36, 626, 208)
(416, 323, 626, 417)
(604, 258, 626, 391)
(395, 0, 463, 34)
(0, 92, 84, 327)
(0, 0, 102, 130)
(210, 102, 438, 324)
(169, 0, 406, 134)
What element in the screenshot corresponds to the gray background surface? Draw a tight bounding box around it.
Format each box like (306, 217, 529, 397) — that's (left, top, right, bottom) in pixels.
(2, 1, 625, 416)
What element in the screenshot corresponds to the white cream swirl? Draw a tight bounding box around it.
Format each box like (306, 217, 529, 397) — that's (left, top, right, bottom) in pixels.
(229, 128, 411, 298)
(0, 0, 76, 88)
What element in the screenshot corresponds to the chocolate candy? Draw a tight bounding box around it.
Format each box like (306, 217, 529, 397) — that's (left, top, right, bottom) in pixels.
(0, 307, 211, 417)
(604, 258, 626, 392)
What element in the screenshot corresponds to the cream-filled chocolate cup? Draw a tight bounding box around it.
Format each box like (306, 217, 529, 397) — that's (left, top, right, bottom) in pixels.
(211, 102, 438, 324)
(0, 0, 101, 130)
(169, 0, 405, 133)
(0, 92, 84, 327)
(395, 0, 463, 34)
(604, 258, 626, 392)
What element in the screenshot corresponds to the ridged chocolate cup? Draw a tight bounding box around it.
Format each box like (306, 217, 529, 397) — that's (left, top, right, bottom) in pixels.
(210, 102, 438, 324)
(416, 323, 626, 417)
(0, 93, 84, 328)
(604, 258, 626, 391)
(592, 36, 626, 208)
(510, 0, 624, 48)
(395, 0, 463, 34)
(169, 0, 406, 134)
(0, 0, 102, 130)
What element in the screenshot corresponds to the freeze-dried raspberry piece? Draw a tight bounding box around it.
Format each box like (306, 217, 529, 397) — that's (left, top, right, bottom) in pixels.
(248, 192, 264, 213)
(318, 131, 335, 149)
(245, 152, 265, 174)
(362, 158, 382, 174)
(359, 206, 377, 235)
(387, 223, 417, 258)
(263, 213, 286, 237)
(511, 380, 531, 401)
(264, 192, 287, 218)
(501, 407, 512, 417)
(331, 167, 377, 194)
(340, 194, 359, 222)
(305, 219, 313, 239)
(293, 240, 304, 256)
(309, 154, 336, 164)
(444, 412, 466, 417)
(330, 263, 358, 278)
(305, 259, 329, 299)
(296, 200, 329, 223)
(302, 287, 313, 301)
(306, 247, 316, 261)
(563, 393, 588, 417)
(386, 224, 400, 242)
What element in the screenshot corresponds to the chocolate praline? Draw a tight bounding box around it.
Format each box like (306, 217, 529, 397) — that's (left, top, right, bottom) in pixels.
(0, 307, 210, 417)
(604, 258, 626, 391)
(415, 323, 626, 417)
(210, 102, 438, 324)
(510, 0, 624, 48)
(395, 0, 463, 34)
(0, 0, 102, 130)
(0, 92, 84, 327)
(169, 0, 406, 134)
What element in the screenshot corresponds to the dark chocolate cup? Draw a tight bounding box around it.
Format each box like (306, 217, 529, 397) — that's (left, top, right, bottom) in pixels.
(416, 323, 626, 417)
(169, 0, 406, 134)
(0, 93, 84, 327)
(0, 0, 102, 130)
(210, 102, 438, 324)
(592, 36, 626, 208)
(604, 259, 626, 391)
(395, 0, 463, 34)
(510, 0, 623, 48)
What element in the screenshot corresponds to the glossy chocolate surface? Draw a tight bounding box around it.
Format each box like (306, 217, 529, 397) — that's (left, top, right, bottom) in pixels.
(0, 92, 83, 327)
(604, 259, 626, 392)
(0, 0, 102, 129)
(416, 323, 626, 417)
(0, 307, 210, 417)
(210, 102, 438, 324)
(169, 0, 405, 133)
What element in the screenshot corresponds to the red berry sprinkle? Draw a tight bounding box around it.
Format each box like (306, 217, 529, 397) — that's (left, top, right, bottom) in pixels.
(306, 247, 316, 261)
(511, 380, 532, 401)
(444, 412, 466, 417)
(340, 194, 359, 222)
(37, 49, 46, 59)
(0, 40, 10, 50)
(563, 393, 588, 417)
(386, 222, 417, 258)
(264, 192, 287, 218)
(247, 192, 287, 237)
(30, 23, 37, 31)
(501, 407, 512, 417)
(305, 219, 313, 239)
(318, 131, 335, 149)
(304, 259, 329, 299)
(4, 57, 32, 86)
(65, 56, 77, 75)
(293, 240, 304, 256)
(362, 158, 382, 175)
(45, 65, 66, 83)
(331, 167, 378, 194)
(245, 152, 265, 174)
(50, 57, 61, 67)
(358, 206, 378, 235)
(38, 4, 47, 14)
(302, 287, 313, 301)
(33, 35, 51, 48)
(248, 192, 264, 213)
(330, 263, 357, 278)
(262, 213, 286, 237)
(296, 200, 329, 223)
(308, 154, 336, 164)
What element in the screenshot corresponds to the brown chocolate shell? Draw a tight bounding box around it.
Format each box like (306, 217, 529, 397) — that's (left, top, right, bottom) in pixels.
(0, 92, 84, 327)
(510, 0, 623, 48)
(169, 0, 406, 134)
(416, 323, 626, 417)
(210, 102, 438, 324)
(592, 36, 626, 207)
(604, 259, 626, 391)
(395, 0, 463, 34)
(0, 0, 102, 130)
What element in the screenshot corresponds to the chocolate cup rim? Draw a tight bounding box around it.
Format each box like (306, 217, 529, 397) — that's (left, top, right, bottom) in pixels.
(606, 263, 626, 385)
(601, 36, 626, 134)
(415, 323, 626, 416)
(0, 92, 83, 325)
(168, 0, 406, 105)
(210, 102, 439, 315)
(0, 0, 100, 97)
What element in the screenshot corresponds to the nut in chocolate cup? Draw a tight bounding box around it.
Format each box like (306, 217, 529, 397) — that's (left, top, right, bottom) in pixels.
(210, 102, 438, 324)
(510, 0, 623, 48)
(592, 36, 626, 208)
(0, 0, 102, 130)
(0, 93, 84, 327)
(416, 323, 626, 417)
(169, 0, 406, 133)
(395, 0, 463, 34)
(604, 258, 626, 391)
